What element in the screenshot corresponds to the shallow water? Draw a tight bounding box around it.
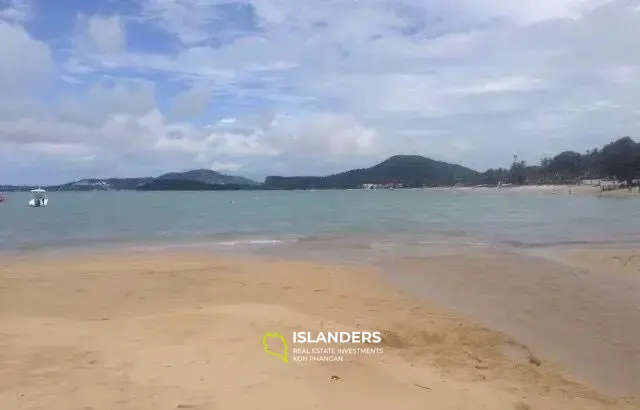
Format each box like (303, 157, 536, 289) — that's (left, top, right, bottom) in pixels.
(1, 189, 640, 251)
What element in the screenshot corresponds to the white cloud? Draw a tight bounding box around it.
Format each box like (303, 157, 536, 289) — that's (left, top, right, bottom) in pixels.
(59, 75, 83, 84)
(445, 76, 546, 95)
(449, 0, 615, 24)
(169, 81, 215, 120)
(141, 0, 218, 45)
(210, 161, 243, 172)
(25, 142, 97, 158)
(0, 0, 32, 23)
(263, 113, 379, 157)
(150, 111, 379, 164)
(0, 21, 51, 93)
(3, 0, 640, 183)
(76, 14, 127, 55)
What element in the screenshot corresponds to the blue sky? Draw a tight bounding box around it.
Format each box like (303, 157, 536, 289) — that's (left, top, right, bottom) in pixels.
(1, 0, 639, 184)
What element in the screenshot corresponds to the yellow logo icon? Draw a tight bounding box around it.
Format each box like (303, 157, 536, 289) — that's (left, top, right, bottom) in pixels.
(263, 332, 288, 363)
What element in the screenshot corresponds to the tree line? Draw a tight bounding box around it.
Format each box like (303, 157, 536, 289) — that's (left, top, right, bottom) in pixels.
(475, 137, 640, 188)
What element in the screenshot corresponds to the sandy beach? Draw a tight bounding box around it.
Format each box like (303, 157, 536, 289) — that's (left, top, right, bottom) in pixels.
(1, 249, 639, 410)
(427, 184, 640, 198)
(507, 185, 640, 198)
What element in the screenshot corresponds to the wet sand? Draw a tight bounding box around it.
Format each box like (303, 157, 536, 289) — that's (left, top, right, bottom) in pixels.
(1, 250, 638, 409)
(388, 246, 640, 398)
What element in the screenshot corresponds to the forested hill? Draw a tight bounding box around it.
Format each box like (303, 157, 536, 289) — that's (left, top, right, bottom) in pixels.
(266, 137, 640, 189)
(152, 169, 259, 186)
(265, 155, 479, 189)
(0, 169, 259, 191)
(474, 136, 640, 186)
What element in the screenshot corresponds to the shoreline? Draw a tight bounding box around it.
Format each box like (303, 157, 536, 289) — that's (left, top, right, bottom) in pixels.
(3, 229, 640, 261)
(387, 244, 640, 397)
(2, 184, 639, 196)
(427, 184, 640, 197)
(1, 247, 639, 409)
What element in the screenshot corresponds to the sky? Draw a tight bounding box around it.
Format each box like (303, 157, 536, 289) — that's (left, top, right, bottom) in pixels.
(1, 0, 640, 184)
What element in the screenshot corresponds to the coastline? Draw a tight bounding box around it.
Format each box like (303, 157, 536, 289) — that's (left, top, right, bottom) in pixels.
(1, 248, 639, 409)
(427, 184, 640, 197)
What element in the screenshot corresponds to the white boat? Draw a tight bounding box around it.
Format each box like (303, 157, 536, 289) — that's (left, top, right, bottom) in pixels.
(28, 188, 48, 207)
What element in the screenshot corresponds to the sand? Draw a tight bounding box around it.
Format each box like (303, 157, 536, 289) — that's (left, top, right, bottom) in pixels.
(556, 248, 640, 276)
(534, 185, 640, 198)
(428, 184, 640, 197)
(1, 249, 638, 410)
(387, 246, 640, 399)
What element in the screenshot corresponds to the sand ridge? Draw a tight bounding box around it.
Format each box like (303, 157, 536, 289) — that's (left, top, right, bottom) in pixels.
(0, 252, 637, 409)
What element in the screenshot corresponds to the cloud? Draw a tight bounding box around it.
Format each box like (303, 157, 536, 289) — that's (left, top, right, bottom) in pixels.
(210, 161, 243, 172)
(2, 0, 640, 184)
(140, 0, 219, 45)
(0, 0, 32, 23)
(0, 21, 52, 93)
(75, 14, 127, 55)
(25, 142, 97, 159)
(445, 76, 546, 95)
(169, 81, 215, 120)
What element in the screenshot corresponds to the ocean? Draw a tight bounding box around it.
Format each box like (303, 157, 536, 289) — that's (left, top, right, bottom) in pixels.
(1, 189, 639, 253)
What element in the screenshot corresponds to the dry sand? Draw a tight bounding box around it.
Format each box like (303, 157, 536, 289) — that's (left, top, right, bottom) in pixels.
(531, 185, 640, 198)
(1, 250, 639, 410)
(429, 184, 640, 197)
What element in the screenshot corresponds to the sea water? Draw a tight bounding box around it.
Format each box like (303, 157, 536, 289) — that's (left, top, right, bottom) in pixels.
(1, 189, 640, 252)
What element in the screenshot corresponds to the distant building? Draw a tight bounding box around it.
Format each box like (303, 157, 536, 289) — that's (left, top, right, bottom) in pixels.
(72, 180, 109, 189)
(580, 179, 602, 186)
(361, 182, 402, 189)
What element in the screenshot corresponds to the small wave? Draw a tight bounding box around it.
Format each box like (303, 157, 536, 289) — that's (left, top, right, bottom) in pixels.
(297, 235, 349, 243)
(369, 242, 399, 247)
(417, 240, 490, 247)
(501, 239, 640, 249)
(215, 238, 296, 246)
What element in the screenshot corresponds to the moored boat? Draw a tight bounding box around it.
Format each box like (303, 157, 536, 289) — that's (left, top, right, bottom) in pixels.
(28, 188, 48, 207)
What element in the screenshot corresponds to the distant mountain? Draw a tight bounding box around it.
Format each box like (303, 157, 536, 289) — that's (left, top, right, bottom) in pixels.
(62, 178, 153, 190)
(265, 155, 479, 189)
(102, 178, 155, 190)
(6, 136, 635, 192)
(0, 169, 259, 191)
(0, 185, 35, 192)
(0, 177, 154, 192)
(136, 179, 268, 191)
(153, 169, 259, 186)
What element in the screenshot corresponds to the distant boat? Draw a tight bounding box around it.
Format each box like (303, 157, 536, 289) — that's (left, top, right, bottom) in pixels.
(28, 188, 48, 207)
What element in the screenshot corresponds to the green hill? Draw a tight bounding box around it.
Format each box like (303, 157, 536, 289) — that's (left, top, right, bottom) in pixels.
(153, 169, 259, 186)
(136, 179, 264, 191)
(0, 170, 259, 192)
(265, 155, 479, 189)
